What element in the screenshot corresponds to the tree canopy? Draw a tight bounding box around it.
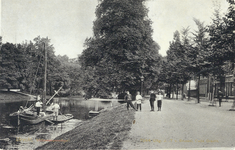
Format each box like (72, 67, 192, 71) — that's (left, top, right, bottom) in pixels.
(159, 0, 235, 100)
(0, 36, 83, 97)
(79, 0, 162, 98)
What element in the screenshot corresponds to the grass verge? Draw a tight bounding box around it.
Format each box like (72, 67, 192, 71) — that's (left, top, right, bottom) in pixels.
(36, 104, 135, 149)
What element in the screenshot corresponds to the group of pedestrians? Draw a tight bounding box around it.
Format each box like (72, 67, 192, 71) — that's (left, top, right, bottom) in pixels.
(150, 91, 163, 111)
(124, 90, 163, 112)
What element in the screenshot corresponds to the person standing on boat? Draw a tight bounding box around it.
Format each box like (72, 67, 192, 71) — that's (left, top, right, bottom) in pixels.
(35, 98, 43, 116)
(124, 91, 137, 111)
(52, 100, 60, 121)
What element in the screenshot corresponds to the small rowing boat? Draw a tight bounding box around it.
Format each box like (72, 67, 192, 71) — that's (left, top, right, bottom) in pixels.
(89, 110, 99, 116)
(48, 114, 73, 124)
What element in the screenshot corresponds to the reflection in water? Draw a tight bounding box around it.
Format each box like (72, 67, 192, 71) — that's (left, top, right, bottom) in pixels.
(2, 119, 82, 150)
(0, 98, 121, 149)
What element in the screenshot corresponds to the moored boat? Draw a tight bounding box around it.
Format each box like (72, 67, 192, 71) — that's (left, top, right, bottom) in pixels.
(9, 107, 54, 125)
(89, 110, 99, 116)
(20, 114, 52, 125)
(48, 114, 73, 124)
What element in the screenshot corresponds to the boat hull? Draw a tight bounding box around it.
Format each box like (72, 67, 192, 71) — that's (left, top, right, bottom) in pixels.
(48, 114, 73, 124)
(20, 115, 52, 125)
(9, 111, 53, 125)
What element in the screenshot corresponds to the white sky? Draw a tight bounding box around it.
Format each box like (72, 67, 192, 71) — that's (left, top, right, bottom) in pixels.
(1, 0, 229, 58)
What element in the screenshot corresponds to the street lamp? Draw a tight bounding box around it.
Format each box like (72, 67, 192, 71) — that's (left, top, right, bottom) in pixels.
(140, 75, 144, 96)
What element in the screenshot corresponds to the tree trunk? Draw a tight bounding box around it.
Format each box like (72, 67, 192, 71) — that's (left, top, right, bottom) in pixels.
(169, 84, 172, 98)
(188, 80, 191, 101)
(212, 75, 215, 105)
(233, 59, 235, 108)
(181, 83, 184, 100)
(197, 75, 200, 103)
(176, 83, 178, 99)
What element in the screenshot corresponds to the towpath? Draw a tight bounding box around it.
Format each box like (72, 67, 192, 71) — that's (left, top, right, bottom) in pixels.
(122, 98, 235, 149)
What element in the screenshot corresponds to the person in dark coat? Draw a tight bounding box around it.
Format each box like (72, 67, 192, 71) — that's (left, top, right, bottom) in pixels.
(124, 91, 137, 111)
(149, 91, 156, 111)
(218, 90, 223, 107)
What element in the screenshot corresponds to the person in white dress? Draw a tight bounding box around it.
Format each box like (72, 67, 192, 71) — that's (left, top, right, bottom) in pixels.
(135, 91, 143, 111)
(156, 91, 163, 111)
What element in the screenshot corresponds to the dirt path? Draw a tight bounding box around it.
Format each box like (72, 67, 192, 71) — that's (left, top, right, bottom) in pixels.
(122, 99, 235, 149)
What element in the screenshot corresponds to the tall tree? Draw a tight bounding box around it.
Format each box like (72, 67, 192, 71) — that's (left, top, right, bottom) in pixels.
(80, 0, 161, 97)
(159, 31, 183, 98)
(191, 18, 210, 103)
(223, 0, 235, 67)
(0, 43, 20, 89)
(207, 3, 228, 93)
(224, 0, 235, 108)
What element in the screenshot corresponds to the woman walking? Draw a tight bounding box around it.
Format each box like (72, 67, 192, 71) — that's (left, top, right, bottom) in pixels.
(157, 91, 163, 111)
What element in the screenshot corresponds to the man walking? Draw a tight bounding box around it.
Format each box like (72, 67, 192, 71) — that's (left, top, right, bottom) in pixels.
(124, 91, 137, 111)
(149, 91, 156, 111)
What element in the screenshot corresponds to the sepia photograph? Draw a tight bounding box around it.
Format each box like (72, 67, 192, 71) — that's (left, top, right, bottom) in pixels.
(0, 0, 235, 149)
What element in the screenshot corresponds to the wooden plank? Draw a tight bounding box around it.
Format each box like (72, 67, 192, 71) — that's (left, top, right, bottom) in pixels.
(45, 119, 54, 124)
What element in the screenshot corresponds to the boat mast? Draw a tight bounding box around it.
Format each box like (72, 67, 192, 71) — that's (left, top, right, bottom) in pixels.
(43, 42, 47, 111)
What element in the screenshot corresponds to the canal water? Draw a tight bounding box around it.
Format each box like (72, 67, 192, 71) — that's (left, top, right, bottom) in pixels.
(0, 98, 122, 149)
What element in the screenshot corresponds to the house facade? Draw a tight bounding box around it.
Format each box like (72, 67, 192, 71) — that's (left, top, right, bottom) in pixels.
(199, 75, 234, 98)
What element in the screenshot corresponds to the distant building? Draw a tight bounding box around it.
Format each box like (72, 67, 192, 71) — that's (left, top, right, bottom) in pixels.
(191, 75, 234, 98)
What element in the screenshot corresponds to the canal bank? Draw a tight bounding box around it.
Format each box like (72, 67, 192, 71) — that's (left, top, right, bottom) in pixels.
(0, 91, 30, 103)
(0, 91, 128, 149)
(36, 103, 135, 149)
